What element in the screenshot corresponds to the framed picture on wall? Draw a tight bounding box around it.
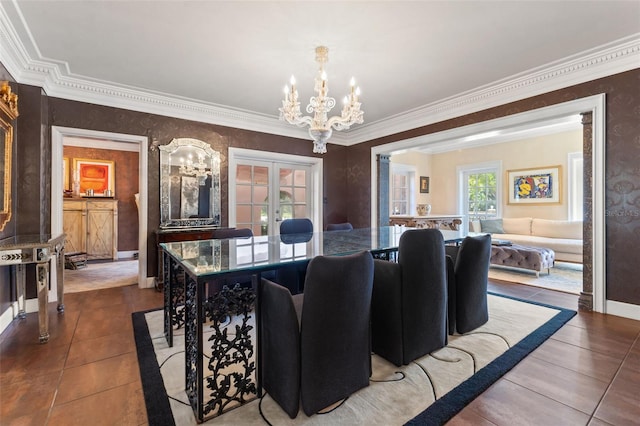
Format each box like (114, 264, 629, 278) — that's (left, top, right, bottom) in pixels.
(419, 176, 430, 193)
(73, 158, 115, 196)
(507, 165, 561, 204)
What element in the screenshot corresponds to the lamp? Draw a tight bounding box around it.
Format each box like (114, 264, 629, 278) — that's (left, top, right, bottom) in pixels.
(279, 46, 363, 154)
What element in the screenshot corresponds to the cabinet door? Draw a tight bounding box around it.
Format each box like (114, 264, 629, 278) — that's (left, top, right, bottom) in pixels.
(63, 205, 86, 253)
(87, 208, 115, 260)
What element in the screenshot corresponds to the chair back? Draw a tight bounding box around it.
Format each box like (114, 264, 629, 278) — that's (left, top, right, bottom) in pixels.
(397, 228, 447, 362)
(326, 222, 353, 231)
(452, 233, 492, 333)
(280, 218, 313, 234)
(299, 250, 374, 415)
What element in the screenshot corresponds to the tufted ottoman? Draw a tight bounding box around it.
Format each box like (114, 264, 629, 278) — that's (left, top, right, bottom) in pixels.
(490, 244, 555, 277)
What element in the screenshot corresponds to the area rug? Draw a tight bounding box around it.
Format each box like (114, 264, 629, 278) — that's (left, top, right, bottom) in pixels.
(65, 259, 138, 293)
(488, 261, 583, 294)
(133, 294, 575, 425)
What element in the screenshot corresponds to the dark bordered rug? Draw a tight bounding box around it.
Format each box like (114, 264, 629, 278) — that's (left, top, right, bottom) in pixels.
(133, 293, 576, 425)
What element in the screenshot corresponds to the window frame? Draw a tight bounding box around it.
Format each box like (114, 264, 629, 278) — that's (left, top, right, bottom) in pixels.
(390, 163, 416, 216)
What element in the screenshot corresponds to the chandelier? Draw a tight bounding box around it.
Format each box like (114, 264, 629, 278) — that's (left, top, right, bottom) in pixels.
(279, 46, 364, 154)
(179, 153, 210, 178)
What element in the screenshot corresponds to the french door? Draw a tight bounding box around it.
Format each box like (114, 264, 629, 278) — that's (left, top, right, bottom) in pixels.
(231, 158, 314, 236)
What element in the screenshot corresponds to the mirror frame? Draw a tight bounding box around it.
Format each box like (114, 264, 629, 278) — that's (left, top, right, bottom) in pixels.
(0, 81, 18, 232)
(158, 137, 221, 228)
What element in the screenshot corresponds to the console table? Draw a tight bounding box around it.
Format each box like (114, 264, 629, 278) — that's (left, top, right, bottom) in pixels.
(389, 214, 464, 230)
(0, 234, 66, 343)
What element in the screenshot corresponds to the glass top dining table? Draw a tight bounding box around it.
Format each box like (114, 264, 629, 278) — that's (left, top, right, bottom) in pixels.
(159, 225, 468, 422)
(159, 226, 467, 279)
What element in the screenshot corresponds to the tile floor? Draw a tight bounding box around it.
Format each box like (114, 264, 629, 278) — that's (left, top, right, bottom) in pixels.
(1, 281, 639, 425)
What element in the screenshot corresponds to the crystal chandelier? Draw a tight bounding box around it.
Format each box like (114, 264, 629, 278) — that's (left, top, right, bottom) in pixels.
(279, 46, 364, 154)
(179, 153, 210, 178)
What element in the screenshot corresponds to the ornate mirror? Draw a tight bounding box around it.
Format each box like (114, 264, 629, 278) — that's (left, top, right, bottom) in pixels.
(159, 138, 221, 228)
(0, 81, 19, 231)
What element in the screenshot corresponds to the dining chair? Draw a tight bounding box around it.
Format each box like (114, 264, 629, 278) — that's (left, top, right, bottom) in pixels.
(326, 222, 353, 231)
(445, 233, 492, 334)
(261, 250, 374, 418)
(277, 218, 314, 293)
(371, 228, 448, 366)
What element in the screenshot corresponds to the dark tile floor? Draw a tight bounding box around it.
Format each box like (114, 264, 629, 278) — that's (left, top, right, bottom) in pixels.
(1, 281, 639, 425)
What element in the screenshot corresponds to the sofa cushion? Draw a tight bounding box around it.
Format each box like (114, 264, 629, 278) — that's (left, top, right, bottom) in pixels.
(492, 233, 582, 256)
(502, 217, 532, 235)
(480, 219, 504, 234)
(532, 219, 583, 240)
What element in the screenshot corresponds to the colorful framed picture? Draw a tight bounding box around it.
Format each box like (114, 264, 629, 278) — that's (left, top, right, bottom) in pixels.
(419, 176, 430, 193)
(507, 165, 561, 204)
(73, 158, 115, 196)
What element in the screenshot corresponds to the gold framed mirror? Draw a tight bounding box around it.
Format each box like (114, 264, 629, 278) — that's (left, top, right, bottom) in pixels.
(0, 81, 19, 231)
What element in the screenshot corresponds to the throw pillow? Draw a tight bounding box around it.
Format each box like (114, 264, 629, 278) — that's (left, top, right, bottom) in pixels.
(480, 218, 504, 234)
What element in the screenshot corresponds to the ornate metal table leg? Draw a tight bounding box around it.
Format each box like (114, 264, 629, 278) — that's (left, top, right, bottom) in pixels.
(16, 264, 26, 319)
(184, 273, 203, 420)
(163, 251, 174, 347)
(36, 262, 50, 343)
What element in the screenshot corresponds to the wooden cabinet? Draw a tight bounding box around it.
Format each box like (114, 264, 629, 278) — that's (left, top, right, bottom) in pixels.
(63, 199, 118, 260)
(389, 214, 464, 230)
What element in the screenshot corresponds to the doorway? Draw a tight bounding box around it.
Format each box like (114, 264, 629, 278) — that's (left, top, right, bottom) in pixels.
(371, 95, 609, 315)
(51, 127, 150, 298)
(228, 148, 322, 235)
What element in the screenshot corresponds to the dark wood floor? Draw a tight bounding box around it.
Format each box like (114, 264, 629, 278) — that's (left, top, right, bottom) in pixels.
(1, 280, 638, 425)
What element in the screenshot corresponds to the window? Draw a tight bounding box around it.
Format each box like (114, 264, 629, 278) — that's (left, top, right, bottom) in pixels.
(459, 162, 501, 221)
(390, 164, 416, 215)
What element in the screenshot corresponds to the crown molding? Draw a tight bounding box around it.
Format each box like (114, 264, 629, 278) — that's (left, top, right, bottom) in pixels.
(1, 4, 638, 146)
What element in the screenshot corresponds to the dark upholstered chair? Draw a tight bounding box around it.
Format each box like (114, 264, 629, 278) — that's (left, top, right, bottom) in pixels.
(277, 218, 314, 293)
(371, 229, 448, 366)
(280, 218, 313, 235)
(445, 233, 492, 334)
(326, 222, 353, 231)
(261, 251, 374, 418)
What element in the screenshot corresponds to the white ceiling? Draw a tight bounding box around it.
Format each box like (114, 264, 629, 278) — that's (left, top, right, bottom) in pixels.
(1, 1, 639, 146)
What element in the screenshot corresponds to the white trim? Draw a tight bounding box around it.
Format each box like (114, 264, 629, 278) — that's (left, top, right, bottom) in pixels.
(117, 251, 139, 260)
(0, 298, 40, 336)
(1, 3, 637, 145)
(228, 148, 323, 231)
(52, 126, 151, 289)
(606, 300, 640, 321)
(371, 95, 609, 316)
(567, 152, 584, 221)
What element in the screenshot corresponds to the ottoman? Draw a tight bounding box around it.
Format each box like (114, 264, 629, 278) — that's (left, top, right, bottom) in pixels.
(490, 244, 555, 277)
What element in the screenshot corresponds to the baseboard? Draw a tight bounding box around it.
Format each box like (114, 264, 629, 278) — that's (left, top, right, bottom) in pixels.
(0, 298, 40, 336)
(606, 300, 640, 321)
(118, 250, 138, 260)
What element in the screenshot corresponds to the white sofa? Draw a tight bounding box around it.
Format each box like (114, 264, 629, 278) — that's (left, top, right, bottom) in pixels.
(470, 217, 583, 263)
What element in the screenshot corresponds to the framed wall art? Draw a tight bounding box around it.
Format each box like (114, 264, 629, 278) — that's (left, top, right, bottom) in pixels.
(73, 158, 114, 196)
(507, 165, 561, 204)
(419, 176, 430, 193)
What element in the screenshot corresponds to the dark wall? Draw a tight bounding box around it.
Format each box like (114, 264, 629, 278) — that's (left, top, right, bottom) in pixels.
(35, 96, 350, 276)
(63, 146, 139, 251)
(3, 61, 639, 309)
(345, 69, 640, 306)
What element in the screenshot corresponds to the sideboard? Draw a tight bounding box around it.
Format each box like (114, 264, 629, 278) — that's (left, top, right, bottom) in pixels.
(389, 214, 464, 230)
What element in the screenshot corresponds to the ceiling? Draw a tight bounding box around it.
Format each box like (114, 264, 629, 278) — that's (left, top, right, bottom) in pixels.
(1, 1, 639, 146)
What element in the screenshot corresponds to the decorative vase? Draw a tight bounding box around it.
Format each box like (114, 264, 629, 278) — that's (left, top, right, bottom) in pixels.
(417, 204, 431, 216)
